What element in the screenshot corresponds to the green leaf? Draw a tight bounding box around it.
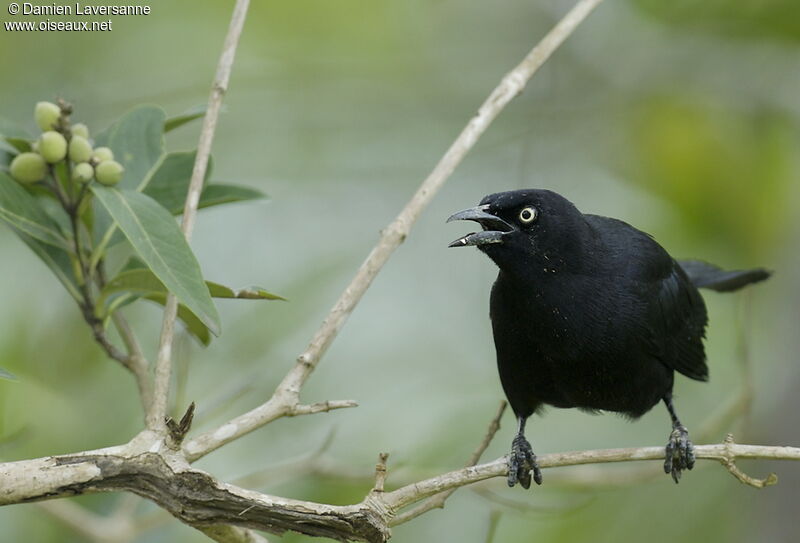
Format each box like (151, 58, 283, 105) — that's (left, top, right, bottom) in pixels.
(0, 172, 69, 249)
(141, 154, 265, 214)
(91, 149, 211, 258)
(207, 281, 285, 300)
(141, 151, 212, 212)
(164, 105, 207, 133)
(4, 138, 31, 154)
(95, 264, 212, 345)
(0, 367, 17, 381)
(94, 106, 166, 190)
(91, 186, 220, 335)
(120, 255, 147, 272)
(198, 184, 268, 211)
(98, 268, 284, 310)
(97, 268, 167, 308)
(91, 106, 168, 254)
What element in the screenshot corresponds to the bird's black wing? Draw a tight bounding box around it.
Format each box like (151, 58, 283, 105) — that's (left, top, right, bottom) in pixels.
(586, 215, 709, 382)
(646, 261, 709, 381)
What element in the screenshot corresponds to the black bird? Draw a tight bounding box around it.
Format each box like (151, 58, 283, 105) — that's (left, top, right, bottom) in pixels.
(447, 189, 770, 487)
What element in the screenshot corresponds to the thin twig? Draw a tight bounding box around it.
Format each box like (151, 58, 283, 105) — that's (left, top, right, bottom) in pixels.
(720, 433, 777, 488)
(184, 0, 606, 461)
(147, 0, 252, 431)
(183, 396, 357, 462)
(390, 401, 507, 526)
(373, 453, 390, 493)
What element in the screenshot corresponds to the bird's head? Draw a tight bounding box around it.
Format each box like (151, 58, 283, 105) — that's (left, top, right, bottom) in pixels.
(447, 189, 588, 274)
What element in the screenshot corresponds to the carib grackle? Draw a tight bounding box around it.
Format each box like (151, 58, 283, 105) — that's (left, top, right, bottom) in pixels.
(447, 189, 770, 487)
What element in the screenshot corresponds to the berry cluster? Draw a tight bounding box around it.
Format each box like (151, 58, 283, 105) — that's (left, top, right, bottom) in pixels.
(10, 101, 124, 187)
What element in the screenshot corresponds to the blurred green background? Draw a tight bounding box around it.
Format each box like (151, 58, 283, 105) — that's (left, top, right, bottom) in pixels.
(1, 0, 799, 542)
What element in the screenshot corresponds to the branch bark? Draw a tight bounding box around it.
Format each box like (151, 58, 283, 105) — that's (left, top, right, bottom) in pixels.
(183, 0, 607, 462)
(2, 440, 797, 543)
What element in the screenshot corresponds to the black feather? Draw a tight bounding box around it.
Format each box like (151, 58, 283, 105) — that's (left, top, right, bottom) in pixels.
(679, 259, 772, 292)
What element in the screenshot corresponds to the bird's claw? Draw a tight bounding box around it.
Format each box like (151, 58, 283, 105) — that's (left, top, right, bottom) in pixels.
(663, 425, 695, 483)
(507, 434, 542, 489)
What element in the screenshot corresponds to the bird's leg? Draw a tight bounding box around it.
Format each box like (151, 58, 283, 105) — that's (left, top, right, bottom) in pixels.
(507, 415, 542, 489)
(663, 394, 695, 483)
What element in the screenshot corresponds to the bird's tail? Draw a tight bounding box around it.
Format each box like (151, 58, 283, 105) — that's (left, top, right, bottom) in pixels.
(679, 259, 772, 292)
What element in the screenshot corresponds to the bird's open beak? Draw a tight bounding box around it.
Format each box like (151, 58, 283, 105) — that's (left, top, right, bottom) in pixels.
(447, 205, 512, 248)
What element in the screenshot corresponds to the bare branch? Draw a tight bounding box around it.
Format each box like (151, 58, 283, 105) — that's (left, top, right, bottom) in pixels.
(720, 434, 778, 488)
(382, 442, 800, 514)
(148, 0, 252, 431)
(0, 448, 390, 543)
(290, 400, 360, 416)
(3, 439, 798, 543)
(183, 397, 356, 462)
(372, 453, 390, 493)
(185, 0, 606, 462)
(390, 401, 506, 526)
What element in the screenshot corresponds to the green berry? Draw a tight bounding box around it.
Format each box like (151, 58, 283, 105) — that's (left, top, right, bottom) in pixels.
(71, 123, 89, 140)
(92, 147, 114, 163)
(39, 131, 68, 163)
(68, 135, 92, 163)
(72, 162, 94, 183)
(9, 152, 47, 184)
(95, 160, 124, 186)
(34, 101, 61, 131)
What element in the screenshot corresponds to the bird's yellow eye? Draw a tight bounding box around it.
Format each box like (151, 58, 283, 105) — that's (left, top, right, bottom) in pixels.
(519, 206, 537, 223)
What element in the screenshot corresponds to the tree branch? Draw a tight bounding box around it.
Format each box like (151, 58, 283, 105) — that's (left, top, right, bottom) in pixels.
(184, 0, 607, 462)
(382, 441, 799, 516)
(148, 0, 252, 431)
(2, 439, 797, 543)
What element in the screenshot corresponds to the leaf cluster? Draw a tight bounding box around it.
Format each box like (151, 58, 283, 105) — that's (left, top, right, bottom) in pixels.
(0, 102, 280, 378)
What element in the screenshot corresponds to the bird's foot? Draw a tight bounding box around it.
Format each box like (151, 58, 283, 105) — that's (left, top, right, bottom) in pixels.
(507, 434, 542, 489)
(664, 425, 695, 483)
